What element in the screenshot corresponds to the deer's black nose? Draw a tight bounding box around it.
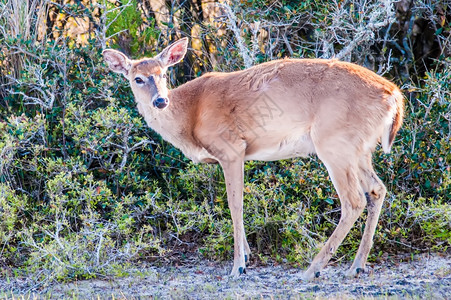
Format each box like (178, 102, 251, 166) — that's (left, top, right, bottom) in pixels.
(153, 97, 169, 109)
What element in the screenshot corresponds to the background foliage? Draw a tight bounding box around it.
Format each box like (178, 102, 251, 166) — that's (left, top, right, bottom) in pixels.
(0, 0, 450, 288)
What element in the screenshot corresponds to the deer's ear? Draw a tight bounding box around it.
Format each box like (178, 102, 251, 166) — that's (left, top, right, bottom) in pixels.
(102, 49, 132, 76)
(157, 38, 189, 68)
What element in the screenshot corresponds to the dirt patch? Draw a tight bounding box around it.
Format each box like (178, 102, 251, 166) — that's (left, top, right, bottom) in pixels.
(2, 254, 450, 299)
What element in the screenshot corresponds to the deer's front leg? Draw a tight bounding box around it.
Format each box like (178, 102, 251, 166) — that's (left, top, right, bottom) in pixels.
(220, 159, 246, 277)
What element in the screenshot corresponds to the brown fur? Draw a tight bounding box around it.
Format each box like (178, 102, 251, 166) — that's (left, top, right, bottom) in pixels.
(103, 39, 404, 280)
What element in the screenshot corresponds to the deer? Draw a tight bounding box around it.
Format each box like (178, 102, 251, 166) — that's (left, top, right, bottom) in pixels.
(102, 37, 404, 280)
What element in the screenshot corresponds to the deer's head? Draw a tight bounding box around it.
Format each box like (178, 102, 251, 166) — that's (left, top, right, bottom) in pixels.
(103, 38, 188, 110)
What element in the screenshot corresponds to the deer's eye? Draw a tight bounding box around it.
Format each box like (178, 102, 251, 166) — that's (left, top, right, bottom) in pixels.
(135, 77, 145, 84)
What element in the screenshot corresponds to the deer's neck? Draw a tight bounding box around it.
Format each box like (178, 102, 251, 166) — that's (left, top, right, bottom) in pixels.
(138, 80, 204, 161)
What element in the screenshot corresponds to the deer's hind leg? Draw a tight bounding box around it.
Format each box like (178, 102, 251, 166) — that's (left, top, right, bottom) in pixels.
(347, 153, 387, 277)
(302, 145, 367, 281)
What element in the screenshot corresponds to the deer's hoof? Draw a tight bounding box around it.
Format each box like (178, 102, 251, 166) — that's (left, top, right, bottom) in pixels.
(300, 270, 317, 281)
(346, 266, 366, 278)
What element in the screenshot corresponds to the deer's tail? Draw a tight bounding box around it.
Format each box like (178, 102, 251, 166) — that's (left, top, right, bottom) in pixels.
(382, 88, 404, 153)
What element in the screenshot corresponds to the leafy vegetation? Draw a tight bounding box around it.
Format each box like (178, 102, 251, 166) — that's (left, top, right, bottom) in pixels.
(0, 0, 449, 288)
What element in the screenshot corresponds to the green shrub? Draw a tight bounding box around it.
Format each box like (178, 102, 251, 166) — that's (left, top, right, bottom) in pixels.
(105, 0, 159, 56)
(22, 172, 163, 281)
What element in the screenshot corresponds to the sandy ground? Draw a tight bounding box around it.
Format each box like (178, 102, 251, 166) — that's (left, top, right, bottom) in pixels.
(1, 253, 450, 299)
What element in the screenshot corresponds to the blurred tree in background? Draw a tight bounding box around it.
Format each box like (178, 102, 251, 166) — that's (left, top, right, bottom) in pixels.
(0, 0, 449, 288)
